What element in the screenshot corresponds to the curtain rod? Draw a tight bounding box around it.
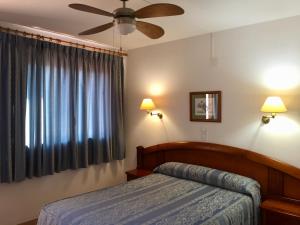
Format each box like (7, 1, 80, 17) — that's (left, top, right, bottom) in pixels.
(0, 26, 127, 57)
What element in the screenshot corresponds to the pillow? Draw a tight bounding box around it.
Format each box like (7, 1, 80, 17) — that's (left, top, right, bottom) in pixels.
(154, 162, 261, 224)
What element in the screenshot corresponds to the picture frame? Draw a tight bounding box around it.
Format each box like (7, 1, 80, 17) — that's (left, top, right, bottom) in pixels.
(190, 91, 222, 122)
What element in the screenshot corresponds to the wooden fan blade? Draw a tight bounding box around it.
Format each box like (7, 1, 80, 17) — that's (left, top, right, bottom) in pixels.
(69, 4, 114, 17)
(136, 21, 164, 39)
(79, 22, 114, 35)
(135, 3, 184, 19)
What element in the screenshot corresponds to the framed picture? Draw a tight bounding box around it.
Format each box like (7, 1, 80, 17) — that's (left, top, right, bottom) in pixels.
(190, 91, 222, 122)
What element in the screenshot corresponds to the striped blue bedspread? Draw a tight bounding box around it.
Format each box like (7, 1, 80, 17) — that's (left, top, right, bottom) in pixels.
(38, 162, 261, 225)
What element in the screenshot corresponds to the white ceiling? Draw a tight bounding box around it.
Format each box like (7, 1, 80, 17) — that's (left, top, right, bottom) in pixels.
(1, 0, 300, 49)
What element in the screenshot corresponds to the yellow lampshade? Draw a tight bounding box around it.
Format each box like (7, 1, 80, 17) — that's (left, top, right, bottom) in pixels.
(140, 98, 156, 111)
(261, 96, 287, 113)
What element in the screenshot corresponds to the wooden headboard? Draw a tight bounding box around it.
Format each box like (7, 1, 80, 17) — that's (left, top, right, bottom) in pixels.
(136, 142, 300, 201)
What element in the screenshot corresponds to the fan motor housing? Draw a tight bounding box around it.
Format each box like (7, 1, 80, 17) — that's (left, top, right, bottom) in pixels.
(114, 7, 135, 18)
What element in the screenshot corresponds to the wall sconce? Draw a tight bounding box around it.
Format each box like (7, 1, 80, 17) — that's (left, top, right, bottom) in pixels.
(140, 98, 163, 119)
(261, 96, 287, 124)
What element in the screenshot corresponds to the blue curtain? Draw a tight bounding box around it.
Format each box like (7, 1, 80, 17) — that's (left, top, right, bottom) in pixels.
(0, 31, 125, 183)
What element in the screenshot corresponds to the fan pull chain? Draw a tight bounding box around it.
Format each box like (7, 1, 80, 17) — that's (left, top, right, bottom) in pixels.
(120, 34, 123, 52)
(113, 24, 115, 49)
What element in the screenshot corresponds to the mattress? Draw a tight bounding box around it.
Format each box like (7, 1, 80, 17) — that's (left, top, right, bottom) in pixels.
(38, 162, 261, 225)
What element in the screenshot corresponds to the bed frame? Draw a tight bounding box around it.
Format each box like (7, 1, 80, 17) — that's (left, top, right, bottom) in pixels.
(136, 142, 300, 224)
(136, 142, 300, 201)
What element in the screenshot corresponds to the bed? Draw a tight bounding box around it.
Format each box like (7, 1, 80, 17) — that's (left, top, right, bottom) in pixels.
(38, 162, 260, 225)
(38, 142, 300, 225)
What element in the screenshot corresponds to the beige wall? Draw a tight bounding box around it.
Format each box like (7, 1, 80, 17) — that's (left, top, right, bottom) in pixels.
(126, 16, 300, 172)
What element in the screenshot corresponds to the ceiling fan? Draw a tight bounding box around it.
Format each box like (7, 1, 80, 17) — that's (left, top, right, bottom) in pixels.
(69, 0, 184, 39)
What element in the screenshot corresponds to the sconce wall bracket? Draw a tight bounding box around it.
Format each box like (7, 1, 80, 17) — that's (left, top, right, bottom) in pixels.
(262, 113, 276, 124)
(150, 112, 163, 119)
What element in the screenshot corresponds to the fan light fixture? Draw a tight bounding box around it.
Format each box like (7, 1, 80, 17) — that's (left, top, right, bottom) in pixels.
(116, 17, 136, 35)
